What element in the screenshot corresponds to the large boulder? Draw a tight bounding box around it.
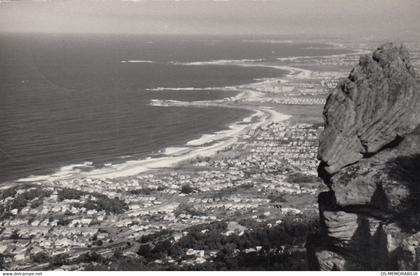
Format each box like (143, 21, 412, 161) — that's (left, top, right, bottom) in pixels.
(308, 43, 420, 270)
(318, 43, 420, 174)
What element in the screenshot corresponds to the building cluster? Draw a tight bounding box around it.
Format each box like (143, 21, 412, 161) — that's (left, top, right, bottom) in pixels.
(0, 118, 323, 270)
(211, 122, 321, 176)
(271, 97, 325, 105)
(230, 65, 346, 106)
(253, 122, 321, 173)
(279, 53, 361, 68)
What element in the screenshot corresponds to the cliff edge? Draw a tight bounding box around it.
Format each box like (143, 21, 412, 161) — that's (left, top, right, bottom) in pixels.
(307, 43, 420, 270)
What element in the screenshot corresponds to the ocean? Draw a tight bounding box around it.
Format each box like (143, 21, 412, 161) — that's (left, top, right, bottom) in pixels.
(0, 33, 349, 182)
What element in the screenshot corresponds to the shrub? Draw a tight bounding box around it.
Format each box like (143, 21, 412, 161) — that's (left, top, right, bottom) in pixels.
(129, 188, 153, 195)
(286, 172, 319, 183)
(180, 184, 194, 194)
(81, 193, 128, 214)
(174, 203, 205, 217)
(32, 252, 49, 263)
(57, 188, 85, 201)
(10, 187, 52, 211)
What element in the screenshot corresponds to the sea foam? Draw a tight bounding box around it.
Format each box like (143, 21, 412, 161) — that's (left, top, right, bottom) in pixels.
(121, 60, 155, 63)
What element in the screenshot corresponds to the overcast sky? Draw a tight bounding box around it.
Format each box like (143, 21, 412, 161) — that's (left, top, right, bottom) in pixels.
(1, 0, 419, 39)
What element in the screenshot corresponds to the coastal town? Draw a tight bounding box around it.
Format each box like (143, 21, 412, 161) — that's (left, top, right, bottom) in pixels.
(1, 42, 419, 270)
(0, 118, 323, 270)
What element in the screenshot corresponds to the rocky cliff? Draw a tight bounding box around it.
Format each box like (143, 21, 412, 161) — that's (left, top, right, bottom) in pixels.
(307, 43, 420, 270)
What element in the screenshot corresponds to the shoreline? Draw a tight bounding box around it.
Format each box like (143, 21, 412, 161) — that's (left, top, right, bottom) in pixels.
(14, 46, 353, 183)
(86, 107, 290, 179)
(17, 105, 290, 182)
(15, 67, 297, 183)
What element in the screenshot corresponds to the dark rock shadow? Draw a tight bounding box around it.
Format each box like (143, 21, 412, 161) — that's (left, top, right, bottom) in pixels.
(341, 216, 372, 270)
(341, 216, 397, 270)
(384, 154, 420, 232)
(370, 183, 389, 211)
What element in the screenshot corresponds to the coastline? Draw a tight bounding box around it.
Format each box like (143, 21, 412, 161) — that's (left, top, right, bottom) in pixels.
(86, 107, 290, 179)
(17, 106, 290, 182)
(15, 46, 354, 183)
(15, 66, 295, 183)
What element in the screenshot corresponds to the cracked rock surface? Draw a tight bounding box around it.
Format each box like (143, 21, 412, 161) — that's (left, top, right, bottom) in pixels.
(307, 43, 420, 270)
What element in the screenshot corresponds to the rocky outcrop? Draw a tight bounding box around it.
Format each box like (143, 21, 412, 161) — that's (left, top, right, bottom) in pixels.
(307, 43, 420, 270)
(318, 43, 420, 174)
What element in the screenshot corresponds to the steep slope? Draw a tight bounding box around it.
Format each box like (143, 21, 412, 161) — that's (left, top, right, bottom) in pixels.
(307, 43, 420, 270)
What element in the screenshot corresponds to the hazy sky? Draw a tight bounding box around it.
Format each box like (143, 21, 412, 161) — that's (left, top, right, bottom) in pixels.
(1, 0, 420, 38)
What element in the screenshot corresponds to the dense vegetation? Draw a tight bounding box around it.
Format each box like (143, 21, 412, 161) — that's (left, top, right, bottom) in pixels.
(0, 185, 51, 219)
(57, 188, 128, 214)
(285, 172, 319, 184)
(85, 211, 319, 270)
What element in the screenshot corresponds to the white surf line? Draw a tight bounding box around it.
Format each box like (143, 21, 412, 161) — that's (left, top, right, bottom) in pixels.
(83, 109, 276, 179)
(146, 60, 319, 110)
(15, 90, 268, 183)
(121, 60, 154, 63)
(145, 86, 228, 92)
(85, 108, 290, 180)
(16, 108, 270, 182)
(17, 162, 94, 183)
(169, 59, 265, 66)
(170, 58, 314, 83)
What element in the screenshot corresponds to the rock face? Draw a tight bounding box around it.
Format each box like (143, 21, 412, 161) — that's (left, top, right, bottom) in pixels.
(307, 43, 420, 270)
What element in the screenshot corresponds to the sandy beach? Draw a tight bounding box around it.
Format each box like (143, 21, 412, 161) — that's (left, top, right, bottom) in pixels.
(79, 107, 289, 179)
(17, 62, 308, 182)
(17, 107, 290, 182)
